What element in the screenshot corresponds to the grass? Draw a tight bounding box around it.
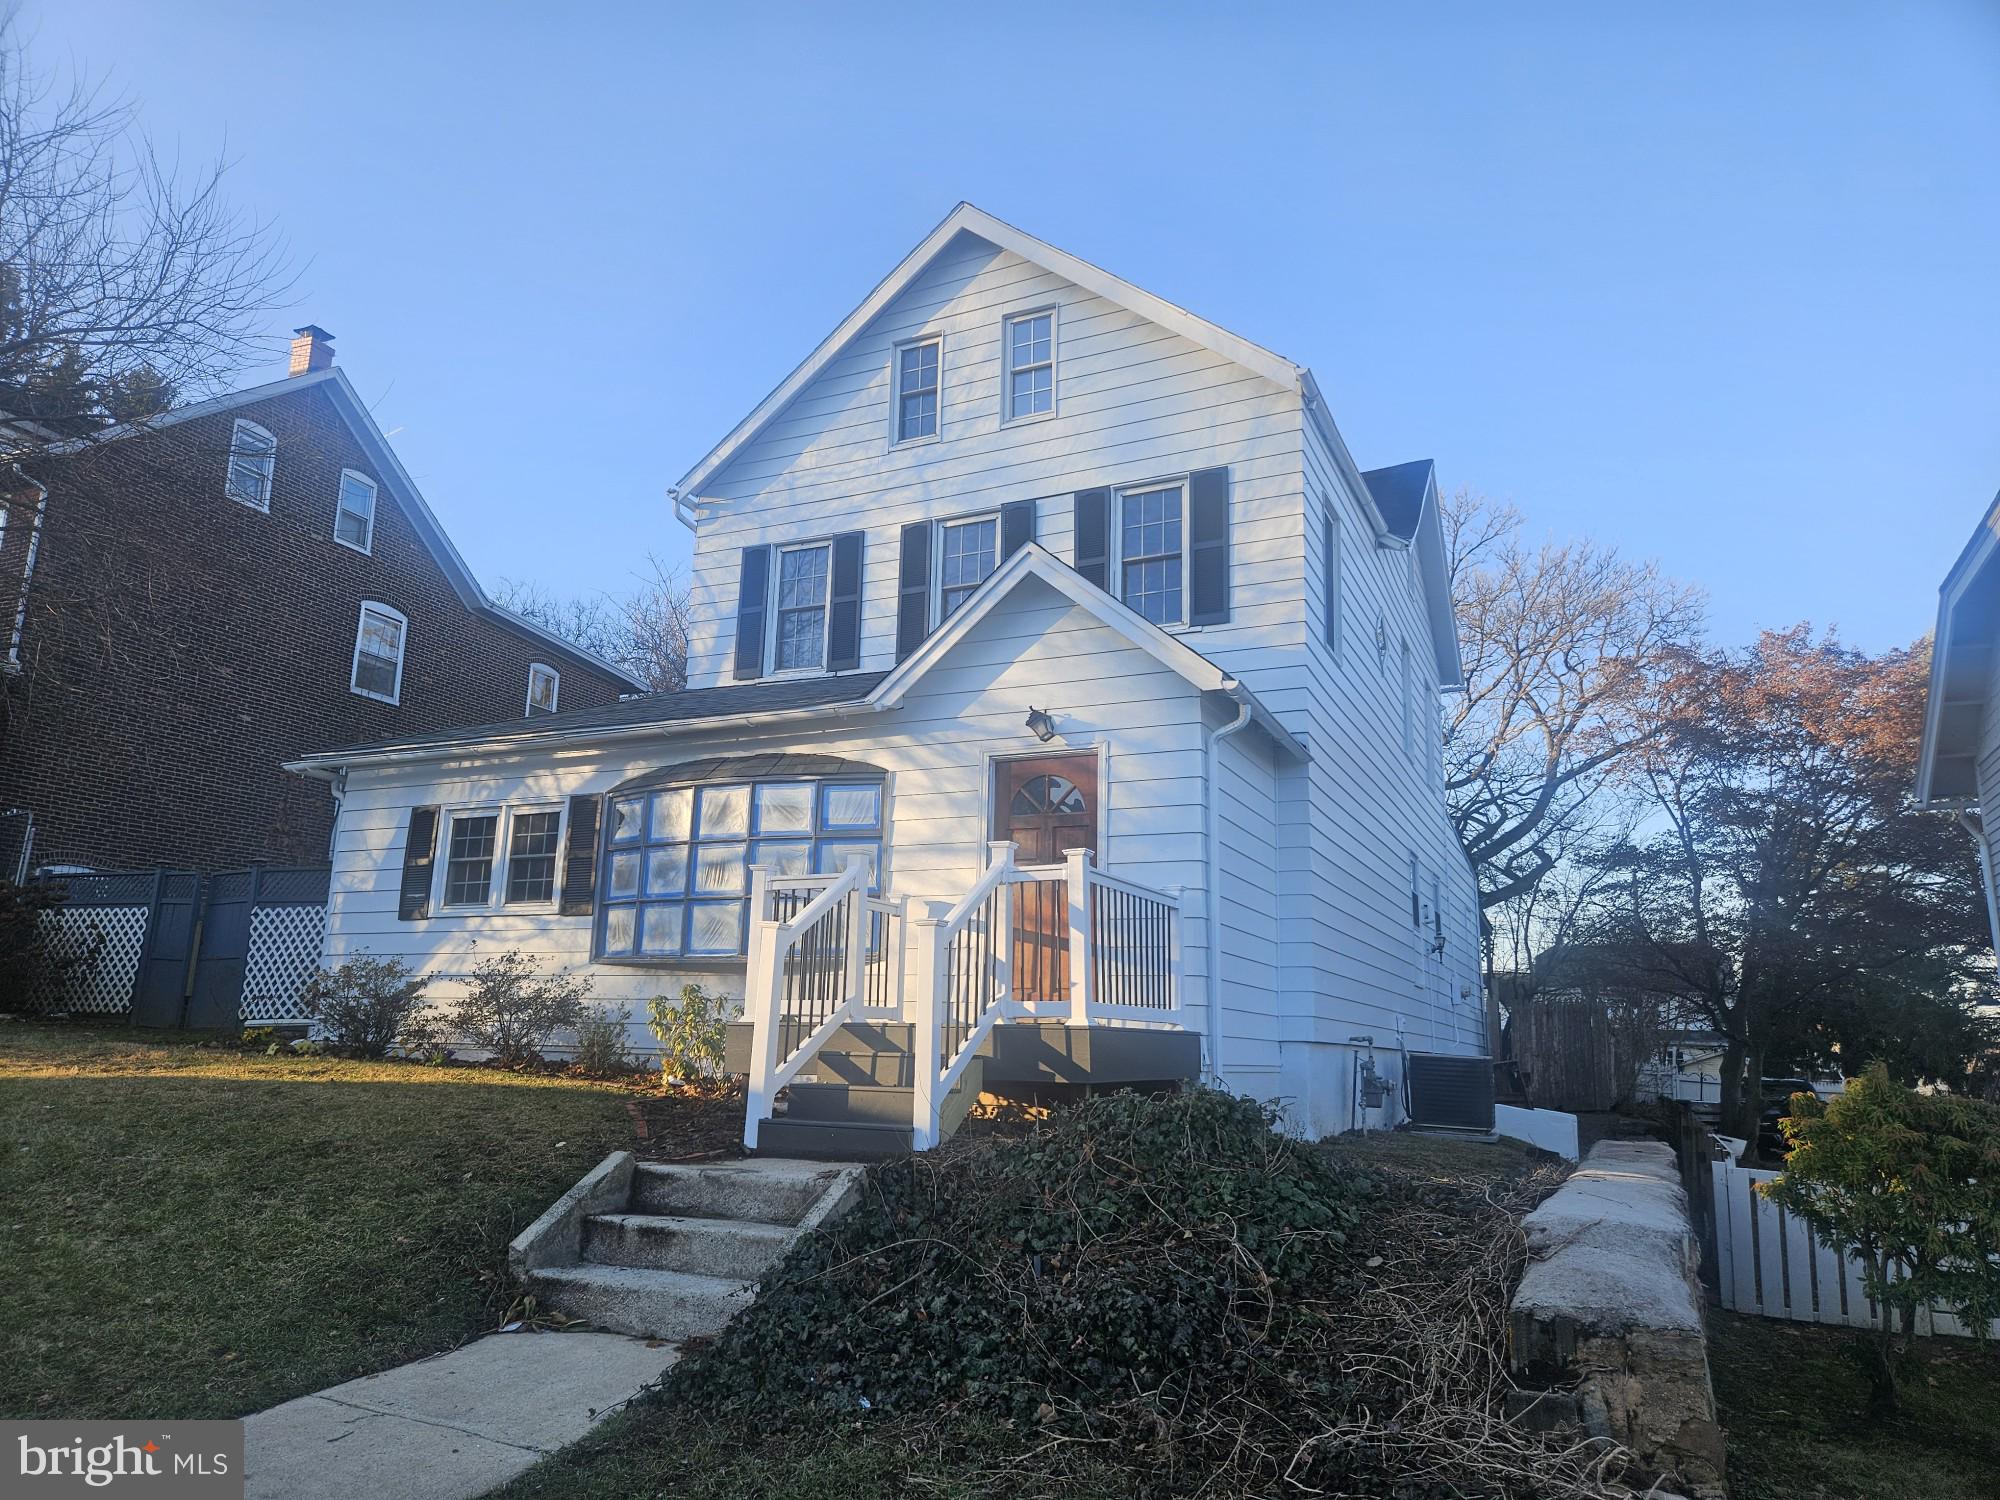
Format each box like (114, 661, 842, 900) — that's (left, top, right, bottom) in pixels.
(1711, 1311, 2000, 1500)
(0, 1019, 639, 1420)
(494, 1124, 1559, 1500)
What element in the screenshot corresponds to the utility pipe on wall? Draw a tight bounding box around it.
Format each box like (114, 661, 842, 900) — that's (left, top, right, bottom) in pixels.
(1201, 680, 1255, 1089)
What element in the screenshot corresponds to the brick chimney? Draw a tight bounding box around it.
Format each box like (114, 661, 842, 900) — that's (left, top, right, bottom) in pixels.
(289, 325, 335, 377)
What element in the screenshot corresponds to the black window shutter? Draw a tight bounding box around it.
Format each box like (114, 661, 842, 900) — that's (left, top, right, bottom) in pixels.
(558, 795, 601, 916)
(999, 498, 1036, 561)
(732, 545, 771, 680)
(1073, 488, 1110, 589)
(397, 806, 439, 921)
(895, 520, 931, 661)
(827, 531, 864, 672)
(1187, 466, 1231, 625)
(1322, 511, 1340, 651)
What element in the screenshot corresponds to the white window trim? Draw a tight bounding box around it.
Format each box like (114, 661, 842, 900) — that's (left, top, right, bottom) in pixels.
(1000, 306, 1058, 425)
(889, 334, 943, 447)
(931, 510, 1000, 629)
(1108, 476, 1190, 629)
(433, 803, 567, 913)
(525, 661, 561, 716)
(225, 418, 276, 511)
(334, 468, 377, 555)
(350, 600, 408, 705)
(766, 538, 834, 677)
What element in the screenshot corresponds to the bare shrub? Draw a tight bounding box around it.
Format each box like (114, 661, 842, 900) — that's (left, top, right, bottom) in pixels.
(301, 955, 431, 1057)
(450, 950, 588, 1067)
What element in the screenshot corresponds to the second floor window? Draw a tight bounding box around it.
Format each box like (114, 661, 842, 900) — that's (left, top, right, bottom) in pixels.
(1120, 484, 1184, 626)
(1004, 310, 1054, 420)
(938, 515, 997, 620)
(526, 662, 560, 716)
(225, 419, 276, 510)
(335, 470, 377, 553)
(351, 601, 407, 704)
(896, 337, 940, 442)
(773, 543, 830, 671)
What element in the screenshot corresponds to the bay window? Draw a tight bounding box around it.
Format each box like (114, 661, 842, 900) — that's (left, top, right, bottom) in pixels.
(598, 774, 884, 962)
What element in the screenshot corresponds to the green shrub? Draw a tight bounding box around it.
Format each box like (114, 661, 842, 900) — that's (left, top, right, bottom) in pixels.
(572, 1007, 634, 1076)
(300, 955, 431, 1057)
(647, 983, 735, 1083)
(1765, 1063, 2000, 1403)
(449, 950, 589, 1068)
(672, 1089, 1377, 1424)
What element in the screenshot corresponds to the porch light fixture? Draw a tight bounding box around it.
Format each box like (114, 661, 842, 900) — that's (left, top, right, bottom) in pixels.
(1025, 706, 1058, 743)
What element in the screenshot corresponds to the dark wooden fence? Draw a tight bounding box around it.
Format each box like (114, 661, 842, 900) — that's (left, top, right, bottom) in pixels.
(1509, 995, 1620, 1111)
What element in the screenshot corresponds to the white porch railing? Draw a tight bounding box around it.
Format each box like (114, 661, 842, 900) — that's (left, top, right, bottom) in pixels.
(741, 858, 904, 1150)
(741, 842, 1184, 1152)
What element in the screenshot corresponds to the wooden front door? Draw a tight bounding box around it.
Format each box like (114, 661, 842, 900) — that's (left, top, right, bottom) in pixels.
(993, 754, 1098, 1002)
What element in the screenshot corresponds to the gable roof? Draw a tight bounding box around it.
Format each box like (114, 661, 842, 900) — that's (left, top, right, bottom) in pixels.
(1361, 459, 1463, 690)
(286, 542, 1309, 774)
(47, 368, 647, 691)
(1917, 488, 2000, 806)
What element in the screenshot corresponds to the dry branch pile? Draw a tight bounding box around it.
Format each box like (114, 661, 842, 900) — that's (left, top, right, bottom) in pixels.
(667, 1092, 1630, 1498)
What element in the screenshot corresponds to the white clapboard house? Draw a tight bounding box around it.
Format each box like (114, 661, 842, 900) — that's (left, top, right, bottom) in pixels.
(288, 204, 1484, 1154)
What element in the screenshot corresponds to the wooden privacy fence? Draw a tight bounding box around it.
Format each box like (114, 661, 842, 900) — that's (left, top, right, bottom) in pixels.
(1711, 1161, 2000, 1339)
(1509, 996, 1618, 1111)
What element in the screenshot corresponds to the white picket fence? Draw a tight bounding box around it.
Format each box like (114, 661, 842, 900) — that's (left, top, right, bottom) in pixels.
(1711, 1162, 2000, 1338)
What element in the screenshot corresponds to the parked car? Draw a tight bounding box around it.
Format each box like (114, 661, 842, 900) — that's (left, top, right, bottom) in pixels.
(1758, 1077, 1817, 1158)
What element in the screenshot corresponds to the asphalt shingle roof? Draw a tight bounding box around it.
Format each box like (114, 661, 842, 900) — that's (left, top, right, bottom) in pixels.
(1360, 459, 1434, 542)
(297, 671, 888, 763)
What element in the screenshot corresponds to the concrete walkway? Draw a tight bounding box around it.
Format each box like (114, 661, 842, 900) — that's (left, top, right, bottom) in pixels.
(242, 1329, 678, 1500)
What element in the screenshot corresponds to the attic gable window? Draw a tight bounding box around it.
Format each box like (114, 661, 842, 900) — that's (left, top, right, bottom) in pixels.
(335, 469, 377, 553)
(1003, 309, 1054, 421)
(225, 419, 276, 510)
(895, 336, 941, 443)
(526, 662, 560, 716)
(351, 601, 408, 704)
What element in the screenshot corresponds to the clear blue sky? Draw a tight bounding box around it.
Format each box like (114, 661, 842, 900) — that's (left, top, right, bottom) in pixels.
(26, 1, 2000, 652)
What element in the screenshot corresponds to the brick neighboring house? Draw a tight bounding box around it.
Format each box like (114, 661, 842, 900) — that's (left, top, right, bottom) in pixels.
(0, 327, 642, 875)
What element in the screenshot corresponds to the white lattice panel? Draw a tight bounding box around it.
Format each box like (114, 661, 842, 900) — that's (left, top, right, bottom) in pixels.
(38, 906, 147, 1013)
(240, 904, 327, 1024)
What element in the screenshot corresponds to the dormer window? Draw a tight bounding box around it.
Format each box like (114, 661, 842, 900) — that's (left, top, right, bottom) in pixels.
(1003, 310, 1055, 421)
(335, 469, 377, 553)
(225, 419, 276, 510)
(895, 337, 941, 443)
(526, 662, 560, 716)
(772, 542, 831, 671)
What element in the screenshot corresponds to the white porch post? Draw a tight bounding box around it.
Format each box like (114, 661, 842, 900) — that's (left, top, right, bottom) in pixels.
(841, 856, 868, 1012)
(909, 899, 949, 1150)
(742, 865, 779, 1152)
(1165, 883, 1186, 1016)
(1063, 845, 1094, 1028)
(988, 840, 1016, 1007)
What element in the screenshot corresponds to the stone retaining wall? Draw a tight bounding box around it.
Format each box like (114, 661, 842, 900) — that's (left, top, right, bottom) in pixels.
(1507, 1140, 1725, 1498)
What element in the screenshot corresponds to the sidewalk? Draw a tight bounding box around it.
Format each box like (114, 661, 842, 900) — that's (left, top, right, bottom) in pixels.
(242, 1330, 678, 1500)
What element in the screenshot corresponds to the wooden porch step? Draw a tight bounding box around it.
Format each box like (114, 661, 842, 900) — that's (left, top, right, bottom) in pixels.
(786, 1080, 919, 1124)
(756, 1118, 915, 1161)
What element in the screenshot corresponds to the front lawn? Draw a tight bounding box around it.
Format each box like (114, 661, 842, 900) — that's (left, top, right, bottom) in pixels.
(0, 1020, 639, 1419)
(1712, 1311, 2000, 1500)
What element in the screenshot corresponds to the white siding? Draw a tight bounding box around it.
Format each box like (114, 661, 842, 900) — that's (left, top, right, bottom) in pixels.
(685, 232, 1303, 688)
(325, 578, 1243, 1052)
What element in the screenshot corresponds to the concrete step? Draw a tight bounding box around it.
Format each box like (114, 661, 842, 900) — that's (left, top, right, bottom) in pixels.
(757, 1117, 914, 1161)
(582, 1213, 794, 1279)
(629, 1159, 849, 1227)
(785, 1080, 918, 1124)
(522, 1264, 754, 1341)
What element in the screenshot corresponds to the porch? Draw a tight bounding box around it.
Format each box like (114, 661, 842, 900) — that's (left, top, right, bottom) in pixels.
(731, 840, 1198, 1158)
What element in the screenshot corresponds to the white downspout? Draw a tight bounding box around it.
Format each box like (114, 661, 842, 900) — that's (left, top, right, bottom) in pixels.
(1960, 811, 2000, 961)
(1202, 680, 1254, 1089)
